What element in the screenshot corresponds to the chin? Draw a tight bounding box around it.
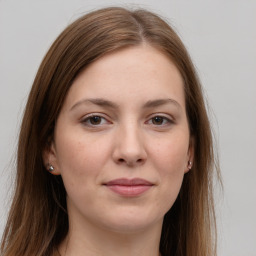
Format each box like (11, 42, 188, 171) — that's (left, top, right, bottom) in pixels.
(98, 208, 163, 234)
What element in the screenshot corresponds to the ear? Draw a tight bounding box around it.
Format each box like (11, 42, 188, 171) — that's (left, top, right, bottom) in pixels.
(185, 136, 195, 173)
(42, 141, 61, 175)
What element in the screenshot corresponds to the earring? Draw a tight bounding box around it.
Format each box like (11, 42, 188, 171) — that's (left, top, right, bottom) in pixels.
(188, 161, 193, 170)
(47, 164, 54, 172)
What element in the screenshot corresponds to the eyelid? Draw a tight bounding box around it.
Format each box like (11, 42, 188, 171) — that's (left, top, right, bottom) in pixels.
(145, 113, 175, 125)
(80, 113, 112, 126)
(80, 112, 175, 127)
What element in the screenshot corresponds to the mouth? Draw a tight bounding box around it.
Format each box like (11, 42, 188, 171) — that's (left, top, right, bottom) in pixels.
(103, 178, 154, 197)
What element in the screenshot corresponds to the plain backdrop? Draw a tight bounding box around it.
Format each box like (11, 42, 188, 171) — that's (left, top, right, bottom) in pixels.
(0, 0, 255, 255)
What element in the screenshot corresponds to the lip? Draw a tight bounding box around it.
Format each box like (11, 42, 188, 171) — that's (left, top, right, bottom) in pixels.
(103, 178, 154, 197)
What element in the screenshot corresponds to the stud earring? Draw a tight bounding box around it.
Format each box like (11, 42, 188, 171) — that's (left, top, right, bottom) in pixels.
(47, 164, 54, 172)
(188, 161, 193, 170)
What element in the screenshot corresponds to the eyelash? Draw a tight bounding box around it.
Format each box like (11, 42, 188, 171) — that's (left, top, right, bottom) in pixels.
(81, 114, 174, 128)
(146, 115, 173, 126)
(81, 114, 110, 127)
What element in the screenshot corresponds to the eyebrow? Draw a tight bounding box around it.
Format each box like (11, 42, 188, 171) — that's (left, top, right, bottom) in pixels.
(142, 98, 181, 109)
(70, 98, 118, 111)
(70, 98, 181, 111)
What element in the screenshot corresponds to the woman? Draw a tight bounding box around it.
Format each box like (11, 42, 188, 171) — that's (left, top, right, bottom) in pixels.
(0, 7, 220, 256)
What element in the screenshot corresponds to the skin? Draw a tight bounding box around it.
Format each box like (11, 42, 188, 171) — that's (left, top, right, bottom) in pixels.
(45, 44, 194, 256)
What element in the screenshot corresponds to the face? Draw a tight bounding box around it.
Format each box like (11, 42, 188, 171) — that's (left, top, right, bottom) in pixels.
(45, 45, 193, 234)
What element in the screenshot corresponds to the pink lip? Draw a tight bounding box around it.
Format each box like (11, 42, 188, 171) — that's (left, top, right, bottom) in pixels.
(104, 178, 153, 197)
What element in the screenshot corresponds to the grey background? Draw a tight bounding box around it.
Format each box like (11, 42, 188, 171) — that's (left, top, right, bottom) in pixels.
(0, 0, 255, 255)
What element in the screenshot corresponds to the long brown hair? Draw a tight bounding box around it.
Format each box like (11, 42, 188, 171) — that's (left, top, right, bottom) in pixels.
(1, 7, 220, 256)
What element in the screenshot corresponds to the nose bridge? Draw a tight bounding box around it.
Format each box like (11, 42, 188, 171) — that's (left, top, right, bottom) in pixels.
(113, 118, 147, 165)
(121, 121, 142, 150)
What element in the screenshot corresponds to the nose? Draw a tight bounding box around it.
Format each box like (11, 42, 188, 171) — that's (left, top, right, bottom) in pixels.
(112, 123, 147, 167)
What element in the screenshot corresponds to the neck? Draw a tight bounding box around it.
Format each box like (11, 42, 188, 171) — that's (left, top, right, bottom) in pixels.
(58, 215, 163, 256)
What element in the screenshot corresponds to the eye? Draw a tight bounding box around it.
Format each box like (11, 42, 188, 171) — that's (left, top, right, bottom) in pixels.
(147, 115, 173, 126)
(81, 115, 110, 126)
(152, 116, 165, 125)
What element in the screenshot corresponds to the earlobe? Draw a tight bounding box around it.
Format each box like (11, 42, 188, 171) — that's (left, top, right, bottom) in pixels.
(185, 137, 194, 173)
(187, 160, 193, 170)
(42, 142, 61, 175)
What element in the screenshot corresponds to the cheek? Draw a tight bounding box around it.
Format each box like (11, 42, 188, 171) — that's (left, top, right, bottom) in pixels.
(150, 133, 189, 174)
(149, 135, 189, 209)
(54, 130, 111, 192)
(157, 145, 186, 194)
(54, 135, 106, 212)
(56, 128, 108, 169)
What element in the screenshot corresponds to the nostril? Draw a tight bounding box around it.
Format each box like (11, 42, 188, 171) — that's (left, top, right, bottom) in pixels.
(116, 157, 146, 166)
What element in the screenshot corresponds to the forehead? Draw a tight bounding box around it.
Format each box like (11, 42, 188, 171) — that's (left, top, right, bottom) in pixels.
(63, 44, 185, 110)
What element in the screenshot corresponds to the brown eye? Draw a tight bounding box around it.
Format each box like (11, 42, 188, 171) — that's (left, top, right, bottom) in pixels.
(89, 116, 101, 125)
(82, 115, 108, 126)
(89, 116, 102, 125)
(152, 116, 164, 125)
